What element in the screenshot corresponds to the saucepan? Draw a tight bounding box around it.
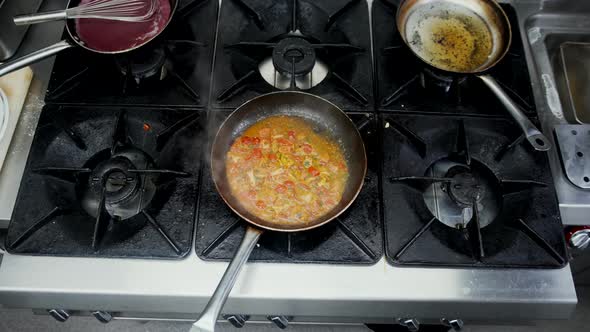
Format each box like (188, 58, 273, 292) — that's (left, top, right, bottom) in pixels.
(191, 91, 367, 332)
(0, 0, 177, 77)
(396, 0, 551, 151)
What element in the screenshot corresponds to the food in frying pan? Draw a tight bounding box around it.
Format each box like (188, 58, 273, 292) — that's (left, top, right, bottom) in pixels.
(75, 0, 171, 52)
(225, 116, 349, 224)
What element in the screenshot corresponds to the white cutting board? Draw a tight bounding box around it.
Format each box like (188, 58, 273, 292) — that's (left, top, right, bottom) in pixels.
(0, 67, 34, 172)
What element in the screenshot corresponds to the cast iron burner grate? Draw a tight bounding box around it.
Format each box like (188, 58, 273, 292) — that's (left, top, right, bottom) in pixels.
(211, 0, 373, 111)
(6, 106, 204, 258)
(373, 0, 536, 116)
(44, 0, 218, 107)
(195, 112, 382, 264)
(381, 114, 567, 268)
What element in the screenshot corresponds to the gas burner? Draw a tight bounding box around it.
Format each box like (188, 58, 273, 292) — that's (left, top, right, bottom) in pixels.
(420, 67, 467, 98)
(114, 46, 168, 85)
(423, 158, 501, 230)
(79, 148, 157, 220)
(272, 37, 316, 76)
(259, 56, 328, 90)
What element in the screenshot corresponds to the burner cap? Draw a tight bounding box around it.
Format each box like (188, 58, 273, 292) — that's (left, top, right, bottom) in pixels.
(80, 147, 157, 220)
(423, 159, 501, 229)
(272, 37, 316, 77)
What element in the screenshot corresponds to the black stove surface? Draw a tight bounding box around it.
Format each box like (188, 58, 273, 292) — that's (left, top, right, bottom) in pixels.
(195, 112, 382, 264)
(6, 106, 204, 258)
(373, 0, 537, 116)
(381, 113, 567, 268)
(44, 0, 218, 108)
(211, 0, 373, 111)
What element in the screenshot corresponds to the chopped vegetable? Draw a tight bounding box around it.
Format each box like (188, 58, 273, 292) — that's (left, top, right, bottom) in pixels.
(226, 116, 349, 224)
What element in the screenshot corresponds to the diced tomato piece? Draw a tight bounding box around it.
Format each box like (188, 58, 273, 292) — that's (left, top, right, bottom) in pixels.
(247, 190, 257, 199)
(284, 180, 295, 188)
(267, 153, 277, 160)
(302, 143, 313, 154)
(256, 200, 266, 209)
(307, 166, 320, 177)
(275, 184, 287, 193)
(251, 137, 261, 145)
(288, 130, 295, 139)
(277, 138, 292, 146)
(252, 148, 263, 159)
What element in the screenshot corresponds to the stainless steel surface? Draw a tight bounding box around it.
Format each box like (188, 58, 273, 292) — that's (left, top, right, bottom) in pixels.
(0, 0, 579, 324)
(478, 74, 551, 151)
(14, 0, 158, 26)
(570, 229, 590, 250)
(398, 318, 419, 331)
(0, 0, 43, 60)
(554, 125, 590, 189)
(192, 227, 262, 332)
(518, 0, 590, 225)
(554, 42, 590, 124)
(0, 40, 74, 77)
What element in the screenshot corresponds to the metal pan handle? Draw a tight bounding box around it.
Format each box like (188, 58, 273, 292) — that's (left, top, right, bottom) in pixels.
(191, 226, 263, 332)
(478, 74, 551, 151)
(14, 10, 68, 26)
(0, 40, 73, 77)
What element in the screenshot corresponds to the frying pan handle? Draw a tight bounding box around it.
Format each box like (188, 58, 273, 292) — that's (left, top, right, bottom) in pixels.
(0, 40, 73, 77)
(191, 226, 263, 332)
(14, 10, 68, 26)
(477, 75, 551, 152)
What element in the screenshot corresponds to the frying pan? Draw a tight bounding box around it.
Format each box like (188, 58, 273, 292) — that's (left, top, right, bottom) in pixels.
(0, 0, 177, 77)
(396, 0, 551, 151)
(191, 91, 367, 332)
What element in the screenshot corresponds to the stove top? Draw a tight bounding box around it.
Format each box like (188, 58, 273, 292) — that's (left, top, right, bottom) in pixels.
(5, 106, 204, 258)
(210, 0, 373, 111)
(195, 112, 382, 264)
(380, 114, 567, 268)
(373, 0, 537, 116)
(44, 0, 218, 108)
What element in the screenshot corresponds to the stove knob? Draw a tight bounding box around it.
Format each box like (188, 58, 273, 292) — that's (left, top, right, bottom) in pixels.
(267, 315, 292, 329)
(92, 311, 113, 323)
(223, 314, 249, 328)
(47, 309, 70, 322)
(397, 318, 420, 331)
(568, 227, 590, 250)
(441, 318, 464, 331)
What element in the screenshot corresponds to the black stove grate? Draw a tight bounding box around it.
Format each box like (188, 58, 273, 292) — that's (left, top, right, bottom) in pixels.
(381, 113, 567, 268)
(6, 106, 204, 259)
(44, 0, 218, 108)
(372, 0, 536, 116)
(195, 112, 383, 264)
(211, 0, 373, 111)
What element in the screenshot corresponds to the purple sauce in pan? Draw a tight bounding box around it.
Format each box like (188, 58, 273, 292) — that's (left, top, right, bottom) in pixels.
(75, 0, 171, 52)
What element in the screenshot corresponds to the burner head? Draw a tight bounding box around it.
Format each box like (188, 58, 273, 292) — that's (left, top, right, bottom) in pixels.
(80, 147, 157, 220)
(423, 159, 501, 229)
(272, 37, 316, 77)
(420, 67, 467, 98)
(114, 45, 167, 84)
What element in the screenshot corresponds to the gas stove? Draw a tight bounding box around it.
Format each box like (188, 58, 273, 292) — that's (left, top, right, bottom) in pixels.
(0, 0, 578, 327)
(44, 0, 218, 107)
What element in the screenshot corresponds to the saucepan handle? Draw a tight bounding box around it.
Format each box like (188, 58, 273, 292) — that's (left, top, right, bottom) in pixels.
(191, 226, 263, 332)
(14, 10, 68, 26)
(477, 74, 551, 151)
(0, 40, 73, 77)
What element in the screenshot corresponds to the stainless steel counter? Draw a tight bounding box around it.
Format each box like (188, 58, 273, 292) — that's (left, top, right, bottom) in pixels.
(0, 0, 579, 325)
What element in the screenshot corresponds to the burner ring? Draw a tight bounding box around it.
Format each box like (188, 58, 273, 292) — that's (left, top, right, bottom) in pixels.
(90, 157, 139, 204)
(447, 171, 485, 206)
(272, 37, 316, 77)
